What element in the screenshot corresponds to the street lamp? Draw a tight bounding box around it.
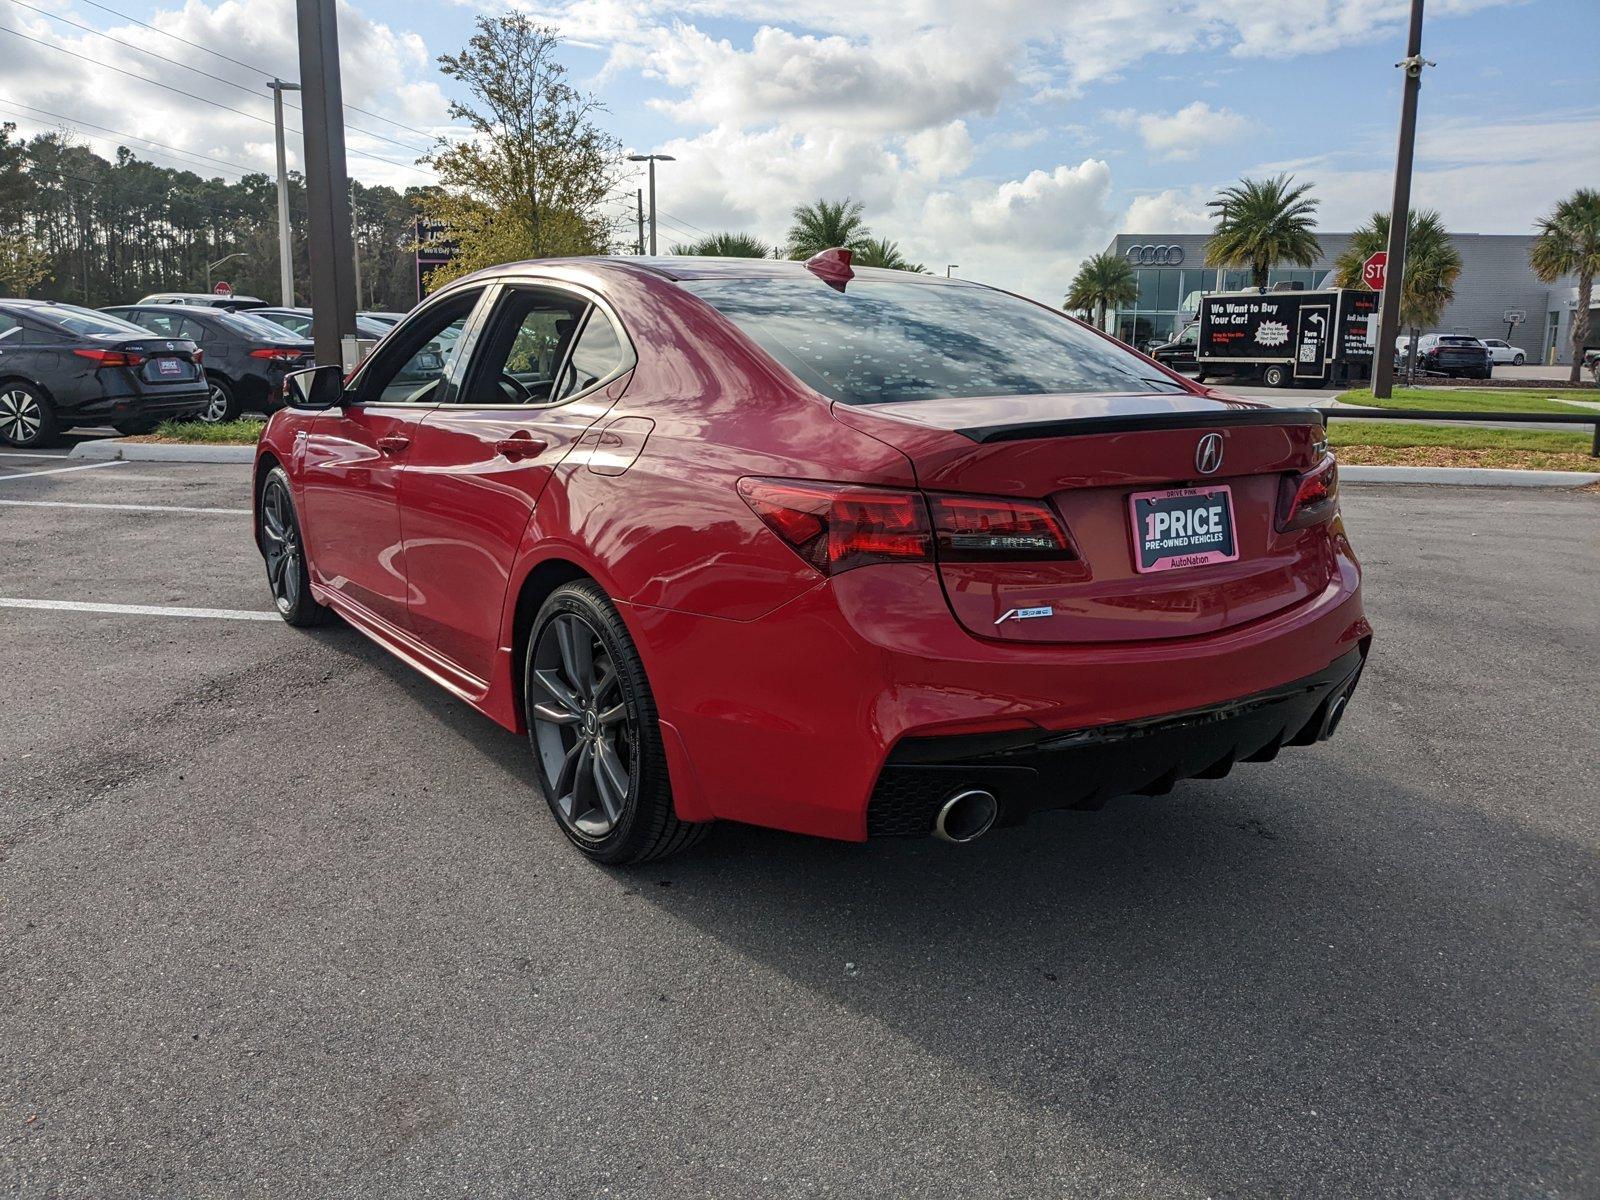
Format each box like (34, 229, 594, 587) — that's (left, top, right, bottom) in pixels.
(205, 252, 249, 293)
(268, 78, 302, 306)
(945, 264, 959, 278)
(627, 153, 675, 255)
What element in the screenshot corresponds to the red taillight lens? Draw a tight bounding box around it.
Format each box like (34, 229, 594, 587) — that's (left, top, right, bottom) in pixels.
(1277, 454, 1339, 532)
(73, 348, 144, 367)
(193, 348, 204, 363)
(927, 494, 1075, 561)
(739, 478, 1077, 575)
(738, 479, 932, 574)
(250, 347, 304, 360)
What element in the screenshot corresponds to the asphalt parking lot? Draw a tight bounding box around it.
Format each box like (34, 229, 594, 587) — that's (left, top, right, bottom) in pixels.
(2, 452, 1596, 1198)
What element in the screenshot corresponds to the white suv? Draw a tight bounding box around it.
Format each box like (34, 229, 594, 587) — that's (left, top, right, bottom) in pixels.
(1480, 338, 1526, 366)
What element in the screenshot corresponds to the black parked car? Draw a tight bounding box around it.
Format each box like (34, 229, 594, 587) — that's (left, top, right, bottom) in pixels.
(1395, 334, 1492, 379)
(135, 292, 268, 312)
(0, 300, 207, 448)
(102, 304, 314, 422)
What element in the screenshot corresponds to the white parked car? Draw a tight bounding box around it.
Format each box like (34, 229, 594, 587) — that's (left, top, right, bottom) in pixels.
(1480, 338, 1527, 366)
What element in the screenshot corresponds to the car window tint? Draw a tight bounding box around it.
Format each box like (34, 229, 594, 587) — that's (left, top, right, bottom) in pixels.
(40, 306, 147, 337)
(179, 318, 209, 341)
(134, 311, 182, 336)
(460, 288, 587, 406)
(216, 311, 298, 339)
(360, 289, 482, 405)
(0, 314, 18, 341)
(553, 310, 628, 401)
(684, 278, 1185, 405)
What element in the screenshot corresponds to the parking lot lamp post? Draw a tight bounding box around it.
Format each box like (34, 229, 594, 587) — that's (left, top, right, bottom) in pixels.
(945, 264, 959, 278)
(205, 252, 248, 293)
(269, 79, 302, 307)
(627, 154, 675, 255)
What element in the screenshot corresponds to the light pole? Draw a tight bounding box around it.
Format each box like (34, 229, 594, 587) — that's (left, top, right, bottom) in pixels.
(205, 251, 248, 292)
(1371, 0, 1432, 400)
(296, 0, 359, 370)
(627, 153, 675, 255)
(945, 264, 959, 278)
(269, 78, 302, 307)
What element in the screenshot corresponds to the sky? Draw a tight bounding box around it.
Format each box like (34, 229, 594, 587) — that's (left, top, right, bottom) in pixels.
(1, 0, 1596, 300)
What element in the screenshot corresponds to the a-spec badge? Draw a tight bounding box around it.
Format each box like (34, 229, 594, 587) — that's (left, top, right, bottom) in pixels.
(994, 605, 1054, 625)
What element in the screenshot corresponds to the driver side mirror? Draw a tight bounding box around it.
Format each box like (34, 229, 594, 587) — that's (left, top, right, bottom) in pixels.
(285, 363, 346, 410)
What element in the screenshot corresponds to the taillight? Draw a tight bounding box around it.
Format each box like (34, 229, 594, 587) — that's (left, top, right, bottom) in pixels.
(927, 494, 1074, 561)
(250, 347, 304, 360)
(738, 478, 1077, 575)
(1277, 454, 1339, 532)
(738, 479, 931, 574)
(73, 348, 144, 367)
(193, 349, 204, 363)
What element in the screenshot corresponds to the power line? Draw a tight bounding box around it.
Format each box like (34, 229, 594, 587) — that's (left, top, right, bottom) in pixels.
(69, 0, 443, 143)
(2, 0, 433, 157)
(0, 95, 258, 177)
(0, 23, 433, 178)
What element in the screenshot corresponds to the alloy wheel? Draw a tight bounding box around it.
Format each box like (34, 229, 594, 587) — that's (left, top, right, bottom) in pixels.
(202, 383, 229, 423)
(0, 388, 43, 444)
(529, 612, 635, 839)
(259, 479, 302, 612)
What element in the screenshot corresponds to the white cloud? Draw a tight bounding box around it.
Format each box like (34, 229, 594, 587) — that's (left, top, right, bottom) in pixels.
(1123, 185, 1213, 232)
(1107, 102, 1251, 161)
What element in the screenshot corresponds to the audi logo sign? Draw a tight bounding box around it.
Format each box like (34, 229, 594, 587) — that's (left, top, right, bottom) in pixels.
(1125, 245, 1185, 266)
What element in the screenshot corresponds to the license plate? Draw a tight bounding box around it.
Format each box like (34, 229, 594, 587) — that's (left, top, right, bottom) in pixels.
(1129, 484, 1239, 574)
(146, 357, 190, 380)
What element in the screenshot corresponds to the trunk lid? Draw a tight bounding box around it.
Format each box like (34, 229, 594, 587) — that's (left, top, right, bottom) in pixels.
(833, 391, 1337, 644)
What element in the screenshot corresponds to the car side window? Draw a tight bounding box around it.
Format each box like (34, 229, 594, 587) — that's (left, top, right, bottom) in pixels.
(457, 287, 587, 406)
(179, 318, 209, 342)
(355, 288, 482, 406)
(134, 311, 182, 337)
(0, 314, 18, 342)
(554, 310, 628, 402)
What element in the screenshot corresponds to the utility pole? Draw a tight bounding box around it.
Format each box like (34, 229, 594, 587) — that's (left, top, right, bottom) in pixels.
(269, 78, 301, 307)
(627, 154, 674, 255)
(1372, 0, 1432, 400)
(295, 0, 358, 369)
(635, 189, 645, 255)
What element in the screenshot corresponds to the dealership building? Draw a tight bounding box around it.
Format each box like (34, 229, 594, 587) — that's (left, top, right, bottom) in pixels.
(1100, 232, 1588, 363)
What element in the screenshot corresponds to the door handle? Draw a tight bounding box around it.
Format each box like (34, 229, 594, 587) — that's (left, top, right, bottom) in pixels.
(377, 435, 411, 454)
(494, 436, 547, 461)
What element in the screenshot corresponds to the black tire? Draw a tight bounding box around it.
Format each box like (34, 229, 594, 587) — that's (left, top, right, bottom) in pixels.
(1262, 364, 1290, 388)
(200, 375, 240, 424)
(258, 466, 332, 627)
(1193, 372, 1206, 384)
(1512, 354, 1524, 366)
(114, 418, 159, 436)
(524, 580, 709, 864)
(0, 381, 61, 448)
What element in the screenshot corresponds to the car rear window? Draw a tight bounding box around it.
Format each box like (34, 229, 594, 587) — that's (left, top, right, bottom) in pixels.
(1438, 336, 1478, 346)
(38, 306, 147, 338)
(217, 311, 303, 340)
(682, 277, 1184, 405)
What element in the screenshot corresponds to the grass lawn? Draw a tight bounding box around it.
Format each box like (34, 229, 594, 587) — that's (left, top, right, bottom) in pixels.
(124, 419, 265, 445)
(1328, 421, 1599, 472)
(1336, 386, 1600, 415)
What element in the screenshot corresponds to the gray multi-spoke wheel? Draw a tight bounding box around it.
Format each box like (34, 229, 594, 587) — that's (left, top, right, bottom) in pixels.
(525, 581, 708, 864)
(200, 376, 238, 423)
(0, 383, 58, 448)
(258, 466, 330, 627)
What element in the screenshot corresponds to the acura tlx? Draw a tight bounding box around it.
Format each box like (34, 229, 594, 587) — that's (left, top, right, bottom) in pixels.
(253, 249, 1370, 863)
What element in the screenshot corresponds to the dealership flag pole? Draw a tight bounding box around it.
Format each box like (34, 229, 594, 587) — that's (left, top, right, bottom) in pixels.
(1372, 0, 1432, 400)
(295, 0, 359, 370)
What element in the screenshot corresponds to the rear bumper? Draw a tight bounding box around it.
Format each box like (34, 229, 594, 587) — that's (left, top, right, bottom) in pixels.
(61, 388, 209, 424)
(869, 644, 1366, 837)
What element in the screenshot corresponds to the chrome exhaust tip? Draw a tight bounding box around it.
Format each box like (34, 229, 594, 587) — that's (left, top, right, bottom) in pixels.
(933, 789, 999, 843)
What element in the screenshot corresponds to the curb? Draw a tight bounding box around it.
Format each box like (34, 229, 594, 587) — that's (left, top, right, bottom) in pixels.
(1340, 465, 1599, 487)
(70, 439, 256, 464)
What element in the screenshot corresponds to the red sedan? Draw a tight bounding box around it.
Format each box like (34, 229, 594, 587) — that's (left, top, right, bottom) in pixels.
(254, 251, 1370, 863)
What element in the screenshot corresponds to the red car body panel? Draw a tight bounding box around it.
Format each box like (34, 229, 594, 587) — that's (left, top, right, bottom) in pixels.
(255, 257, 1369, 843)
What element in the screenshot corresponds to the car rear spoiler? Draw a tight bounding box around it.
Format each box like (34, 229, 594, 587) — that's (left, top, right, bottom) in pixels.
(955, 407, 1325, 444)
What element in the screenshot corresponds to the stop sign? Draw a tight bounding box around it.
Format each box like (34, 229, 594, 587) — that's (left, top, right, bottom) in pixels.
(213, 280, 233, 297)
(1361, 252, 1387, 292)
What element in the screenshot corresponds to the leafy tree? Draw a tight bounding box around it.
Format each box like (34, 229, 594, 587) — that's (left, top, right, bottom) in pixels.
(1530, 188, 1600, 385)
(421, 15, 623, 286)
(1205, 174, 1321, 290)
(1064, 252, 1138, 333)
(785, 198, 870, 260)
(670, 231, 773, 258)
(854, 237, 926, 272)
(0, 234, 49, 294)
(1334, 209, 1462, 377)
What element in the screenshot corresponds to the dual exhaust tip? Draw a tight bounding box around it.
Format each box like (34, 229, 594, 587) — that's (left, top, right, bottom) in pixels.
(933, 788, 999, 844)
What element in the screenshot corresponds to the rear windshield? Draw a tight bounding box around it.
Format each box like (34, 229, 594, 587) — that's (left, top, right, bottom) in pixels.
(1438, 336, 1478, 346)
(216, 311, 304, 340)
(683, 277, 1184, 405)
(38, 306, 146, 338)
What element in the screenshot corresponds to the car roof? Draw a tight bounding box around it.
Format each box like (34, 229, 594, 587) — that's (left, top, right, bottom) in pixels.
(449, 254, 974, 288)
(107, 303, 223, 316)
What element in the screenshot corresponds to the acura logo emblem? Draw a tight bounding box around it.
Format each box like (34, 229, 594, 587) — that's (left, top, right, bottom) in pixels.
(1195, 433, 1224, 475)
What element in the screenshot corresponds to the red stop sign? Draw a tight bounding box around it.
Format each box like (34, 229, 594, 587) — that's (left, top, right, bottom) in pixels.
(1361, 252, 1387, 292)
(213, 280, 233, 296)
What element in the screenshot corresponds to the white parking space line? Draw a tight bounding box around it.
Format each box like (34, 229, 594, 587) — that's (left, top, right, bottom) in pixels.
(0, 460, 128, 482)
(0, 451, 74, 460)
(0, 598, 279, 622)
(0, 499, 250, 515)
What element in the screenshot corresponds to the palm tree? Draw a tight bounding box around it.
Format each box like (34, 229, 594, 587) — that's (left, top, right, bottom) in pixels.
(1205, 174, 1322, 290)
(1333, 210, 1462, 379)
(853, 237, 927, 272)
(785, 198, 871, 260)
(1063, 252, 1138, 334)
(1530, 188, 1600, 385)
(671, 232, 773, 258)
